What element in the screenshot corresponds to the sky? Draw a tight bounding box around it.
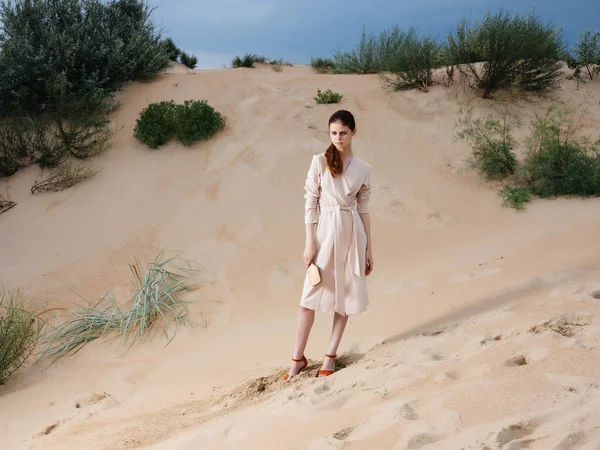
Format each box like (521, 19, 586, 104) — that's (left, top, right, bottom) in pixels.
(147, 0, 600, 69)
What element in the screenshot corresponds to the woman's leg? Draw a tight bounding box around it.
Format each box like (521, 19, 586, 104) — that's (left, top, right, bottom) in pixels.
(320, 312, 349, 372)
(288, 306, 315, 376)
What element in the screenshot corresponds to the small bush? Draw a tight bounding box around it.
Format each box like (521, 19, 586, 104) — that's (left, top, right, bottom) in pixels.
(180, 51, 198, 69)
(499, 185, 532, 210)
(571, 29, 600, 80)
(134, 100, 225, 149)
(519, 106, 600, 197)
(314, 89, 343, 105)
(0, 289, 43, 384)
(134, 101, 179, 149)
(231, 54, 267, 68)
(39, 251, 201, 364)
(456, 105, 520, 180)
(311, 57, 336, 74)
(379, 27, 443, 92)
(31, 162, 97, 194)
(446, 9, 564, 98)
(174, 100, 226, 146)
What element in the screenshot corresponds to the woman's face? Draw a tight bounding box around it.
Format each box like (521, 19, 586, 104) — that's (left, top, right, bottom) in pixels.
(329, 121, 356, 151)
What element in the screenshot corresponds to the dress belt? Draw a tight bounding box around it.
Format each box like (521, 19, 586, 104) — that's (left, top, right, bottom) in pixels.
(319, 204, 363, 314)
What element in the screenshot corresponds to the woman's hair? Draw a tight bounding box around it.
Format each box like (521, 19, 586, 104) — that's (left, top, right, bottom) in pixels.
(325, 110, 356, 177)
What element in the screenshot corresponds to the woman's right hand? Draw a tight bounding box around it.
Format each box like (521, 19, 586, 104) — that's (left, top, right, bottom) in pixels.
(303, 243, 317, 267)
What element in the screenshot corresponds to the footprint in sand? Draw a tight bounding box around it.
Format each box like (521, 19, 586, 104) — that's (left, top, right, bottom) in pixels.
(406, 433, 444, 449)
(496, 420, 540, 448)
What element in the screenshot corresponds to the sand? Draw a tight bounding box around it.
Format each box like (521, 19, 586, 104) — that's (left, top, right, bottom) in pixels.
(1, 62, 599, 449)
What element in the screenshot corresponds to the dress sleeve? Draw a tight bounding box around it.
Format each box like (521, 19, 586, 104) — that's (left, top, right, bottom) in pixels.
(357, 166, 371, 214)
(304, 155, 321, 224)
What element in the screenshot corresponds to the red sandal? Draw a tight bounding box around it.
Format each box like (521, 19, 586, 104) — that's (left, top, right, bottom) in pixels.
(318, 353, 337, 377)
(283, 355, 308, 381)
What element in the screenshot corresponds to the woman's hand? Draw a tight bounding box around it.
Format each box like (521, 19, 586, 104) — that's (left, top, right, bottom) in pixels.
(365, 248, 374, 276)
(303, 243, 317, 267)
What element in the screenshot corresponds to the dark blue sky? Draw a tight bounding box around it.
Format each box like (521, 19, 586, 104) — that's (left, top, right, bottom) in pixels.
(147, 0, 600, 69)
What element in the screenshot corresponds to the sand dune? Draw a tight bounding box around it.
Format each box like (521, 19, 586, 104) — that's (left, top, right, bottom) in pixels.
(1, 63, 599, 449)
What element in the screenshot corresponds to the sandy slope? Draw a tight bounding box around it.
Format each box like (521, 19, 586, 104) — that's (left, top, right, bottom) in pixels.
(1, 63, 599, 449)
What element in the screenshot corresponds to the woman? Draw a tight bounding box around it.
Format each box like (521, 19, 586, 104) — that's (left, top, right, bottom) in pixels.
(285, 109, 373, 380)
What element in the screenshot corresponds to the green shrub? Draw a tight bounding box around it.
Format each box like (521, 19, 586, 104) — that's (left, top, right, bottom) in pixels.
(311, 57, 336, 74)
(571, 29, 600, 80)
(180, 51, 198, 69)
(134, 101, 178, 149)
(231, 54, 267, 68)
(163, 38, 182, 61)
(134, 100, 225, 148)
(379, 27, 443, 92)
(314, 89, 343, 104)
(39, 251, 200, 364)
(499, 185, 532, 210)
(174, 100, 226, 146)
(456, 105, 520, 180)
(0, 0, 170, 117)
(446, 9, 564, 98)
(0, 289, 43, 384)
(519, 106, 600, 197)
(333, 26, 380, 74)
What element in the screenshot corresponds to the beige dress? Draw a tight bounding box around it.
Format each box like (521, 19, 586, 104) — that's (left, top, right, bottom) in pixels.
(300, 152, 372, 316)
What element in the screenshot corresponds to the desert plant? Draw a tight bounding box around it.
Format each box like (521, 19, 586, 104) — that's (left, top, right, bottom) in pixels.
(39, 251, 201, 364)
(519, 106, 600, 197)
(499, 185, 532, 210)
(0, 289, 43, 384)
(163, 37, 181, 61)
(179, 51, 198, 69)
(31, 162, 97, 194)
(0, 0, 170, 117)
(446, 9, 564, 98)
(231, 54, 267, 68)
(456, 104, 521, 180)
(314, 89, 343, 104)
(333, 26, 380, 74)
(174, 100, 226, 146)
(133, 100, 179, 149)
(379, 27, 443, 92)
(571, 29, 600, 80)
(311, 57, 336, 74)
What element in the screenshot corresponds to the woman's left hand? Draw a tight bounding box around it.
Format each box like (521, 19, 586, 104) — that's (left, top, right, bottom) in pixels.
(365, 248, 374, 276)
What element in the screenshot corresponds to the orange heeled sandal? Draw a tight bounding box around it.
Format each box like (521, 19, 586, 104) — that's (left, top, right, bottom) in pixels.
(318, 353, 337, 377)
(283, 355, 308, 381)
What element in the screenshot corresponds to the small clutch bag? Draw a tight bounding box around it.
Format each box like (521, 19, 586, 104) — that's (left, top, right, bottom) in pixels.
(307, 263, 321, 286)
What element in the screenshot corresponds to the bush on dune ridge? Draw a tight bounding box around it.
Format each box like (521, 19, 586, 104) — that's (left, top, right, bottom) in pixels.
(0, 0, 174, 180)
(446, 9, 564, 98)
